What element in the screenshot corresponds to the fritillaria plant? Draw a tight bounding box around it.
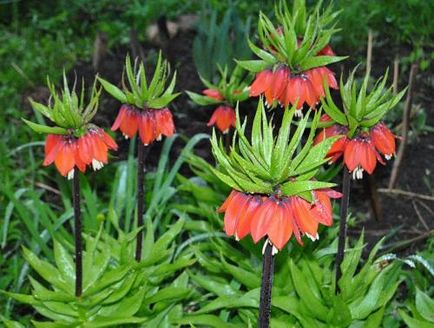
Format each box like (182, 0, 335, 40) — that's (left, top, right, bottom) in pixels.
(314, 69, 406, 291)
(238, 0, 346, 114)
(187, 65, 251, 135)
(24, 75, 118, 297)
(98, 53, 179, 261)
(211, 100, 341, 326)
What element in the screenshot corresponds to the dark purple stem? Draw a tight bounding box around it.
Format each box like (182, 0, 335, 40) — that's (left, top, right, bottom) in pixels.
(73, 168, 82, 297)
(135, 141, 145, 261)
(259, 242, 274, 327)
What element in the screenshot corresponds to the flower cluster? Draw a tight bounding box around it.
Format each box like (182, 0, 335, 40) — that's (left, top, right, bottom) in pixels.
(187, 66, 250, 134)
(211, 101, 341, 250)
(238, 0, 345, 113)
(44, 127, 117, 179)
(218, 188, 341, 250)
(99, 53, 179, 146)
(24, 75, 118, 178)
(316, 71, 405, 179)
(111, 105, 174, 145)
(250, 65, 338, 110)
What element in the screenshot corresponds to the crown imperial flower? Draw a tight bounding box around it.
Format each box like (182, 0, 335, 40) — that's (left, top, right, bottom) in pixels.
(24, 75, 118, 178)
(238, 0, 346, 111)
(316, 70, 405, 179)
(187, 66, 250, 134)
(211, 100, 342, 250)
(99, 53, 179, 145)
(207, 105, 236, 134)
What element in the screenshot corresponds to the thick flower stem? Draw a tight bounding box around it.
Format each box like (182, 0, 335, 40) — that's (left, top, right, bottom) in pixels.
(259, 242, 275, 328)
(72, 168, 82, 297)
(135, 141, 146, 262)
(335, 168, 351, 294)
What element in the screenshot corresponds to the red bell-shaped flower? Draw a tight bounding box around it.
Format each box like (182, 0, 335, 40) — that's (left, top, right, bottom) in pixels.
(111, 105, 175, 145)
(217, 189, 341, 251)
(370, 122, 396, 160)
(207, 105, 236, 134)
(44, 128, 118, 179)
(343, 133, 384, 179)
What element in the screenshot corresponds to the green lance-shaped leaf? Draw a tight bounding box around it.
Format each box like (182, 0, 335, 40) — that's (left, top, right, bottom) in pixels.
(22, 119, 68, 135)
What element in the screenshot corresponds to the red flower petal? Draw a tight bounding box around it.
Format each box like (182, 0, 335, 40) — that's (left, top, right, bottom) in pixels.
(267, 202, 293, 250)
(139, 111, 156, 145)
(111, 105, 127, 131)
(250, 70, 272, 97)
(120, 108, 139, 138)
(360, 140, 377, 174)
(156, 108, 175, 138)
(344, 139, 361, 172)
(203, 89, 223, 100)
(271, 67, 289, 101)
(54, 140, 76, 176)
(224, 192, 248, 236)
(77, 134, 93, 164)
(43, 134, 62, 166)
(207, 106, 236, 134)
(370, 123, 396, 157)
(218, 190, 237, 213)
(292, 196, 318, 237)
(250, 199, 276, 243)
(236, 196, 262, 239)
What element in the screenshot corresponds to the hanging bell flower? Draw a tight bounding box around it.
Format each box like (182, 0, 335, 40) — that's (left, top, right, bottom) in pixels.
(211, 100, 342, 252)
(23, 75, 118, 179)
(98, 52, 180, 145)
(315, 69, 406, 179)
(187, 65, 251, 134)
(237, 0, 346, 113)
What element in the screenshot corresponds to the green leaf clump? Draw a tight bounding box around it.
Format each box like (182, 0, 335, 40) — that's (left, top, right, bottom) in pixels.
(187, 65, 251, 107)
(211, 100, 338, 199)
(98, 52, 180, 110)
(322, 69, 407, 136)
(24, 74, 101, 135)
(237, 0, 347, 74)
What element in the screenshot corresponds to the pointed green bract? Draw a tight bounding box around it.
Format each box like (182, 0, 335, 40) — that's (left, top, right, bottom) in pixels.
(98, 52, 180, 109)
(187, 65, 251, 107)
(24, 74, 101, 135)
(211, 99, 338, 198)
(237, 0, 347, 74)
(322, 69, 407, 137)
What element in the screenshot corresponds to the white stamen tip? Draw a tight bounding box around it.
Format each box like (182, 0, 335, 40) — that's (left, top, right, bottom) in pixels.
(92, 159, 104, 171)
(123, 134, 129, 140)
(385, 154, 392, 160)
(294, 110, 303, 118)
(67, 170, 74, 180)
(157, 134, 162, 141)
(306, 233, 319, 241)
(272, 245, 279, 255)
(352, 167, 364, 180)
(262, 238, 278, 255)
(235, 234, 240, 241)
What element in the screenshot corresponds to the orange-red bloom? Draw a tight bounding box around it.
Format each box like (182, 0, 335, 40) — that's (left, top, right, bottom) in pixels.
(203, 89, 223, 100)
(344, 132, 384, 179)
(44, 128, 118, 179)
(111, 105, 175, 145)
(370, 122, 396, 160)
(218, 189, 341, 250)
(314, 115, 349, 163)
(207, 105, 236, 134)
(250, 66, 337, 111)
